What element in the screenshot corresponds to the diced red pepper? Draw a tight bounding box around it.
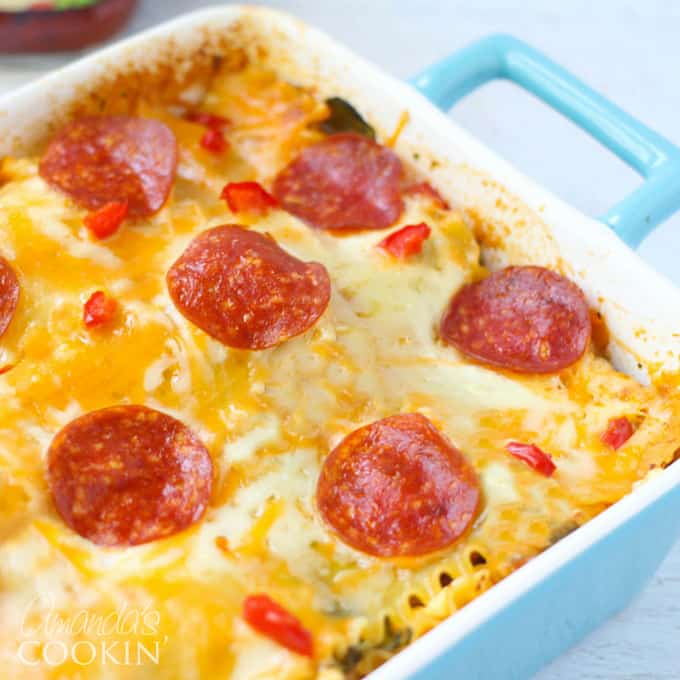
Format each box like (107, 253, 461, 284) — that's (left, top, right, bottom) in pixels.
(243, 594, 313, 657)
(378, 222, 431, 258)
(601, 417, 634, 450)
(505, 441, 556, 477)
(186, 111, 231, 130)
(200, 128, 229, 153)
(221, 181, 279, 215)
(403, 181, 450, 210)
(83, 291, 117, 329)
(83, 201, 128, 240)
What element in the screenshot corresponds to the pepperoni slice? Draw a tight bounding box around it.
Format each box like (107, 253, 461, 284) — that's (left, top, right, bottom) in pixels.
(47, 405, 212, 546)
(272, 133, 404, 231)
(0, 257, 19, 339)
(167, 225, 331, 350)
(317, 413, 480, 557)
(441, 266, 591, 374)
(39, 115, 178, 217)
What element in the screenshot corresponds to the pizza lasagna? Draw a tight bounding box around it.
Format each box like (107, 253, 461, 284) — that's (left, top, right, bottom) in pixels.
(0, 51, 679, 680)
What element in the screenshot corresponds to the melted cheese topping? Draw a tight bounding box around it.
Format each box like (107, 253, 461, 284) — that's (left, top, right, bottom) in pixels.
(0, 63, 679, 680)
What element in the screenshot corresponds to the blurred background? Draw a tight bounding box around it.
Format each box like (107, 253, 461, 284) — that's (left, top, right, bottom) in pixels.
(1, 1, 679, 678)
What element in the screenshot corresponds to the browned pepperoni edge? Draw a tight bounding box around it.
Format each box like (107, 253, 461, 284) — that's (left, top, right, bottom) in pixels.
(317, 413, 480, 558)
(272, 132, 404, 231)
(47, 405, 213, 546)
(440, 266, 591, 374)
(39, 115, 178, 218)
(0, 256, 19, 339)
(166, 225, 331, 350)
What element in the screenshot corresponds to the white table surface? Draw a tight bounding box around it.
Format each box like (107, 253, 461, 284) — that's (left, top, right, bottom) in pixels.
(2, 1, 679, 678)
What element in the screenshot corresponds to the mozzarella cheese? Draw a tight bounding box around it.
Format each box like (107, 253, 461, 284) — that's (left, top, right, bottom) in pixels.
(0, 62, 679, 680)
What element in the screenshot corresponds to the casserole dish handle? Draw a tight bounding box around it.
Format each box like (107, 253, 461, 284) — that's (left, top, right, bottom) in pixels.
(411, 34, 680, 248)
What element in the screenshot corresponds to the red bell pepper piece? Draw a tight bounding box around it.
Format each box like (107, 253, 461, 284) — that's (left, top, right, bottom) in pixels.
(403, 181, 450, 210)
(243, 594, 313, 657)
(378, 222, 431, 258)
(221, 181, 279, 215)
(200, 128, 229, 153)
(83, 201, 128, 240)
(601, 417, 634, 450)
(505, 441, 556, 477)
(83, 291, 117, 329)
(186, 111, 230, 130)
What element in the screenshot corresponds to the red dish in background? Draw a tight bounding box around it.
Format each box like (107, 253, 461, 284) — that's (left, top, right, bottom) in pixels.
(0, 0, 137, 53)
